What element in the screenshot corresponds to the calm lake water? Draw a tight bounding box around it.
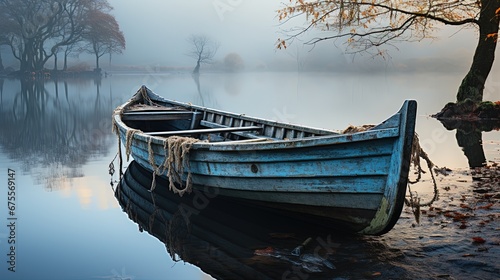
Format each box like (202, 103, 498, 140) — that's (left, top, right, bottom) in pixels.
(0, 71, 498, 280)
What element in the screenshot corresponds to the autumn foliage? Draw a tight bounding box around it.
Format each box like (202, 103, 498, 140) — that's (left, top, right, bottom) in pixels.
(277, 1, 500, 104)
(82, 9, 126, 70)
(277, 1, 484, 52)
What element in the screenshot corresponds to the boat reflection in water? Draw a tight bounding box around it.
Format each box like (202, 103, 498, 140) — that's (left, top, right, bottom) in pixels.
(115, 161, 399, 280)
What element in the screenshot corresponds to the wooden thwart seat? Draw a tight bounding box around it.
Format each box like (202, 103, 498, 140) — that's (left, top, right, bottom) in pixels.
(201, 120, 276, 140)
(145, 126, 262, 136)
(122, 110, 202, 121)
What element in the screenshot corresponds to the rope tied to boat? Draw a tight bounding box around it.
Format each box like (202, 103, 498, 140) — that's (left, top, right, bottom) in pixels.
(124, 128, 141, 161)
(146, 135, 200, 196)
(342, 124, 375, 134)
(111, 115, 125, 180)
(139, 86, 160, 107)
(147, 137, 169, 192)
(342, 125, 440, 223)
(165, 136, 200, 196)
(405, 133, 440, 223)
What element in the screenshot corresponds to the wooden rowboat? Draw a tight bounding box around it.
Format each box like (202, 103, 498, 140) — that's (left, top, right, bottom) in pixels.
(113, 86, 417, 235)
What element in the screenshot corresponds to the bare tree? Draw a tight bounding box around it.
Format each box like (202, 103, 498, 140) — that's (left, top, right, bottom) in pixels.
(186, 34, 219, 74)
(277, 1, 500, 104)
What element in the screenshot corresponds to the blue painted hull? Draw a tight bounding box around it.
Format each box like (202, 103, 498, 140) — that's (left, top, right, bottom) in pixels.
(113, 86, 417, 235)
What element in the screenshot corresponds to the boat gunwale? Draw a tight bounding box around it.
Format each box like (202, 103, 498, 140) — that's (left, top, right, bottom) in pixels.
(114, 113, 401, 151)
(113, 86, 404, 151)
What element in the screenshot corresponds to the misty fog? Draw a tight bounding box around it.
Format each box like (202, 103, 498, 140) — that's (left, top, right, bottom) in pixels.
(1, 0, 497, 74)
(105, 0, 486, 73)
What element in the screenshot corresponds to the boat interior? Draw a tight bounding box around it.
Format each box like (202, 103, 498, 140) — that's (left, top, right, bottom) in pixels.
(122, 102, 338, 143)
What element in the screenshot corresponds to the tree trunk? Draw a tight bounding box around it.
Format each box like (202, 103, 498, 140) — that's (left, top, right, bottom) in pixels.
(0, 51, 4, 72)
(63, 53, 68, 71)
(193, 60, 201, 74)
(456, 0, 500, 103)
(95, 53, 100, 70)
(54, 53, 58, 71)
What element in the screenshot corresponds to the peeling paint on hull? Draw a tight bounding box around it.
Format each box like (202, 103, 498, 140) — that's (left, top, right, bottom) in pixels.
(113, 86, 417, 235)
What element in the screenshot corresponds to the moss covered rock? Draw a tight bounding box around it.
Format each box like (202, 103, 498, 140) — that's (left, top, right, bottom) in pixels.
(433, 100, 500, 121)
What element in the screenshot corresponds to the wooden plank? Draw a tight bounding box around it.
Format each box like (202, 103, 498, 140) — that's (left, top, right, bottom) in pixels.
(123, 110, 193, 115)
(371, 113, 400, 130)
(209, 138, 272, 145)
(126, 104, 183, 112)
(191, 138, 394, 163)
(185, 155, 391, 178)
(188, 174, 387, 194)
(206, 189, 384, 210)
(200, 120, 275, 140)
(198, 127, 400, 151)
(144, 125, 262, 136)
(122, 111, 202, 121)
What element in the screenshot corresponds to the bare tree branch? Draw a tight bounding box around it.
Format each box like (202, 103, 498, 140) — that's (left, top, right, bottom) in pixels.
(277, 0, 483, 53)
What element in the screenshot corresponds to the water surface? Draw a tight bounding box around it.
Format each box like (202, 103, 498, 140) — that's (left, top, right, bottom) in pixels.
(0, 71, 498, 279)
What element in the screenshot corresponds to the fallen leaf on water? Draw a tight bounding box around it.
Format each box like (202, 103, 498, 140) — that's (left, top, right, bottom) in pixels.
(444, 211, 470, 221)
(254, 247, 274, 255)
(371, 272, 382, 277)
(478, 203, 494, 210)
(462, 254, 476, 257)
(460, 203, 473, 210)
(478, 221, 487, 226)
(472, 237, 486, 244)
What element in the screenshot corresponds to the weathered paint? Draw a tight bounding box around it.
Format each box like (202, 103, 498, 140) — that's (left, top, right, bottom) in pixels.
(113, 86, 417, 235)
(360, 99, 416, 234)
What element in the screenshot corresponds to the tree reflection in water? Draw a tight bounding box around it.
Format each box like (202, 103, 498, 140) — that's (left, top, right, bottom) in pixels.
(191, 73, 219, 108)
(0, 78, 115, 190)
(438, 119, 500, 168)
